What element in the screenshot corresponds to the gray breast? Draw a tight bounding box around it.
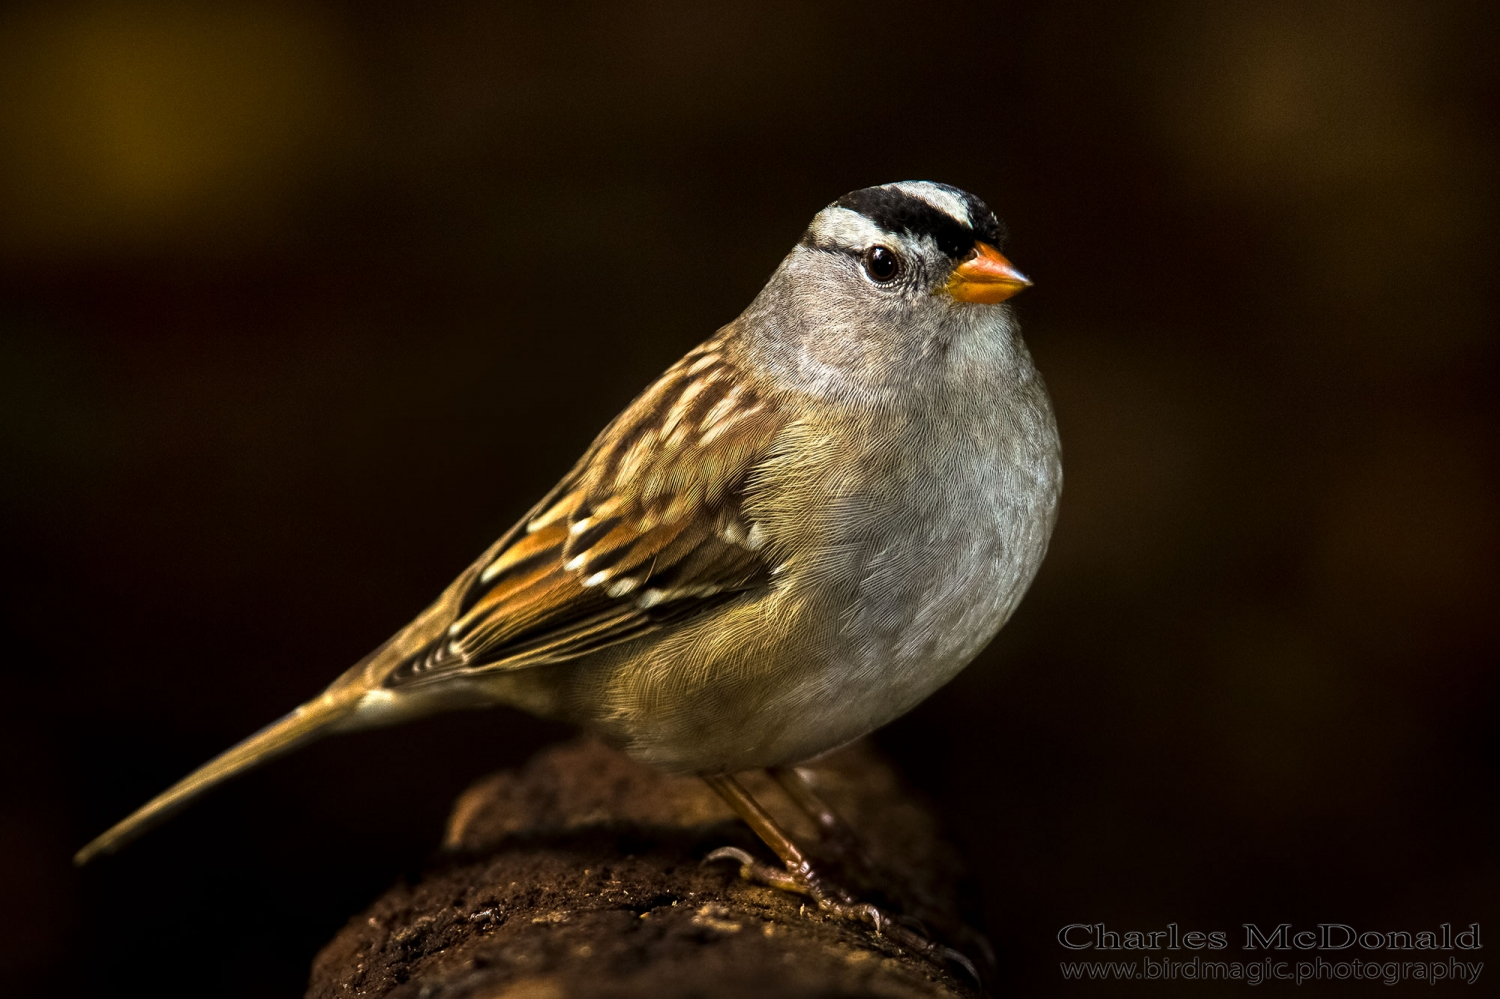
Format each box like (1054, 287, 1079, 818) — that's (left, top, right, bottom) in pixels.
(839, 359, 1061, 712)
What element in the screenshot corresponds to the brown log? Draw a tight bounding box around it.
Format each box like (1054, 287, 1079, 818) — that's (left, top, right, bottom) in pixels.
(307, 738, 985, 998)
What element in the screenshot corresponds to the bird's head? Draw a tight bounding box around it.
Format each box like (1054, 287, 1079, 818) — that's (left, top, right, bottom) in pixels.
(739, 181, 1032, 399)
(804, 181, 1028, 306)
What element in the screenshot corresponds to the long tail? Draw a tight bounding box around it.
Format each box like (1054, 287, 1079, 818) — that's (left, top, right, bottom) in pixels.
(74, 691, 359, 866)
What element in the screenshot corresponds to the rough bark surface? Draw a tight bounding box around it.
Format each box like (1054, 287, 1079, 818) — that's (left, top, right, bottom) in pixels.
(307, 739, 986, 999)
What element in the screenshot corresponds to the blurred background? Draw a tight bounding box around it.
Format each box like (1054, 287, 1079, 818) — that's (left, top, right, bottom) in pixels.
(1, 1, 1495, 995)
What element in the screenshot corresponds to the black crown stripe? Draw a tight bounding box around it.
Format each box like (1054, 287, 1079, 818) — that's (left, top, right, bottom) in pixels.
(831, 184, 1006, 260)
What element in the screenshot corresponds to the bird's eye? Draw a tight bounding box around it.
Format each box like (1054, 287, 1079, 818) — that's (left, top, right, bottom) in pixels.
(863, 246, 900, 283)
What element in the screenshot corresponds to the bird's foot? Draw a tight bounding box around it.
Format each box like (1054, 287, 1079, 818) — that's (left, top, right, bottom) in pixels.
(704, 846, 979, 986)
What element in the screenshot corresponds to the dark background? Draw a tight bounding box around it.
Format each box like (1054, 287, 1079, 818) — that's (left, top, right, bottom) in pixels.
(2, 1, 1495, 995)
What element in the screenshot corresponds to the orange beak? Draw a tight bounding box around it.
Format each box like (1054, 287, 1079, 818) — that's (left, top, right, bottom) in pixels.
(945, 241, 1032, 303)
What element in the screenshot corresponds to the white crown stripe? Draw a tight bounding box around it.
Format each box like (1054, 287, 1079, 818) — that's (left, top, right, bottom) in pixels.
(806, 206, 889, 249)
(889, 181, 973, 227)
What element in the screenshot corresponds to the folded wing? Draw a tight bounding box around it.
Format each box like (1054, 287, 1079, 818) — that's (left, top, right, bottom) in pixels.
(385, 341, 784, 687)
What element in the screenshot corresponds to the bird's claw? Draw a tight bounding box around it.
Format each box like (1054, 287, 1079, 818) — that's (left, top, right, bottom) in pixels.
(703, 845, 981, 988)
(703, 846, 808, 894)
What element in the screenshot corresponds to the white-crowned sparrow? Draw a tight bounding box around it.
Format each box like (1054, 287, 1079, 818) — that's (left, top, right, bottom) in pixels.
(77, 182, 1062, 942)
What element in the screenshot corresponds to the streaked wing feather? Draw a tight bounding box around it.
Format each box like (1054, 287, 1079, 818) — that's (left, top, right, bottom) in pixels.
(385, 341, 781, 688)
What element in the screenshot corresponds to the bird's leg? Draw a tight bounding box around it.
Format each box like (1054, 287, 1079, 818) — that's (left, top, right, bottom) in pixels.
(772, 765, 996, 983)
(702, 774, 979, 984)
(769, 765, 869, 863)
(771, 766, 941, 938)
(772, 765, 927, 923)
(701, 773, 851, 902)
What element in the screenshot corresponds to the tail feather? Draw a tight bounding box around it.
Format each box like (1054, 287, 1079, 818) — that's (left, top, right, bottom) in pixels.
(74, 693, 356, 866)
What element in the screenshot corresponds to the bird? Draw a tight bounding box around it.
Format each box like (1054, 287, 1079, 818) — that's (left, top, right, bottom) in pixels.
(75, 180, 1061, 959)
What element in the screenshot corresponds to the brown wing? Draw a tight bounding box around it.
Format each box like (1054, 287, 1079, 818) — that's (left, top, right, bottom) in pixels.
(384, 340, 783, 688)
